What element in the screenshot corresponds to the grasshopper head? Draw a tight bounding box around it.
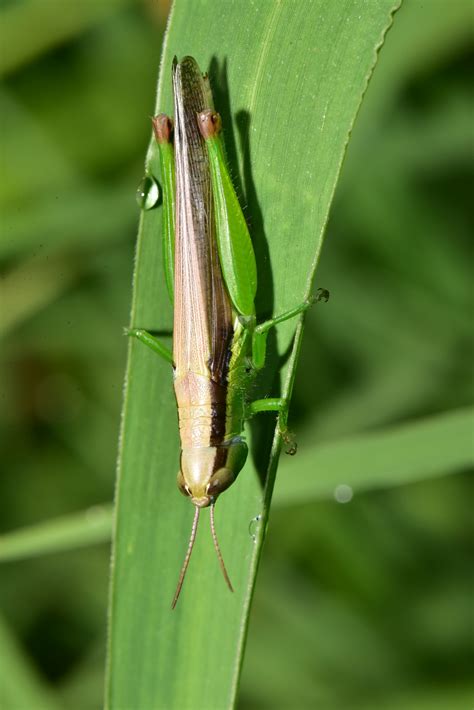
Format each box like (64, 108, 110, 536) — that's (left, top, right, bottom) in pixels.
(177, 439, 248, 507)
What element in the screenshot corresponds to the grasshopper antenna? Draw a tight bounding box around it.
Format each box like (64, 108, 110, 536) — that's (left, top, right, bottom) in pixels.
(171, 506, 200, 609)
(210, 503, 233, 592)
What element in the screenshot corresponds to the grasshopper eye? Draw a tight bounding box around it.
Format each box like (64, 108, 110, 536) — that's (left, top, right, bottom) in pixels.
(207, 468, 236, 498)
(176, 470, 191, 497)
(207, 440, 249, 499)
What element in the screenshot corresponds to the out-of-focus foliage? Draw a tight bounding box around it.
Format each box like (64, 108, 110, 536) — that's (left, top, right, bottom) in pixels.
(0, 1, 471, 709)
(0, 1, 169, 707)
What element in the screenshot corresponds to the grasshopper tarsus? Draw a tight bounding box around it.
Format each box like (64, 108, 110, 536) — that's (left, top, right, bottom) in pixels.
(282, 431, 298, 456)
(316, 287, 330, 303)
(279, 418, 298, 456)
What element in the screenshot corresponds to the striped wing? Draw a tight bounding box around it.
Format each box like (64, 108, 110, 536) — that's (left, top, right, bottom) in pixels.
(172, 57, 233, 384)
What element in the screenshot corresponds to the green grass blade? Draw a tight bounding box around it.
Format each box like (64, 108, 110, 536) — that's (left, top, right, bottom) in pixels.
(106, 1, 402, 707)
(0, 506, 112, 563)
(275, 407, 474, 506)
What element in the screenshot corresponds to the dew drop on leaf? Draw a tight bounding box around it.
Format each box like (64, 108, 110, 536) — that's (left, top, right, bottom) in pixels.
(136, 175, 160, 210)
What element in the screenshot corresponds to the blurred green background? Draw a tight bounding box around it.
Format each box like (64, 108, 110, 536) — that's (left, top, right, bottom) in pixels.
(0, 1, 472, 709)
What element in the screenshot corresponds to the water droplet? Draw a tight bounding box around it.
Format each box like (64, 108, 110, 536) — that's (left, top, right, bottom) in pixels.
(136, 175, 159, 210)
(334, 484, 353, 504)
(248, 514, 262, 543)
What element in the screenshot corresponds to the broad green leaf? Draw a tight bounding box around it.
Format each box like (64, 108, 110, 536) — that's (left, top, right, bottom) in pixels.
(106, 2, 402, 708)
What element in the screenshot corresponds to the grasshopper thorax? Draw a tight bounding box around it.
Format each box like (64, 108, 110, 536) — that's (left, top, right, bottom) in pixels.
(177, 440, 248, 507)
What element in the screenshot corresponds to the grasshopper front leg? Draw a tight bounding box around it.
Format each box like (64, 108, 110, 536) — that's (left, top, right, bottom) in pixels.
(127, 328, 173, 365)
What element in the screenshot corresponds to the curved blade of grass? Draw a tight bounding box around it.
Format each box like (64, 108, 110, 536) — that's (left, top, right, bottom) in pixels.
(106, 1, 402, 708)
(275, 407, 474, 506)
(0, 505, 112, 563)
